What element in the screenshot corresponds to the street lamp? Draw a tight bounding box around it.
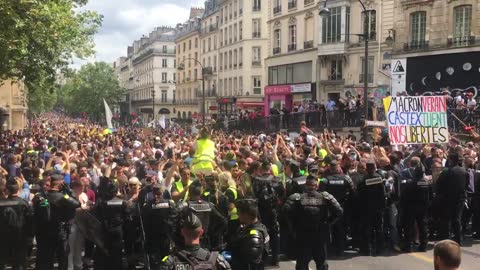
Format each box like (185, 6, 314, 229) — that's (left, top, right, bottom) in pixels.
(320, 0, 370, 141)
(177, 59, 209, 127)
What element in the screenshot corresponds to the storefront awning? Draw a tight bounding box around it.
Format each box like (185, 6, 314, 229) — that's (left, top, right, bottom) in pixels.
(236, 102, 264, 108)
(140, 108, 153, 114)
(158, 108, 170, 114)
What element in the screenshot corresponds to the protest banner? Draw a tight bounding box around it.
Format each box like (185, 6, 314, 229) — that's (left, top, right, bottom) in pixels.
(383, 96, 449, 145)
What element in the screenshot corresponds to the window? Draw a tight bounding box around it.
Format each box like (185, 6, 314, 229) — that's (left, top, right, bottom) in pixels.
(229, 78, 233, 96)
(360, 57, 374, 84)
(162, 45, 168, 53)
(273, 29, 281, 54)
(362, 10, 376, 41)
(229, 51, 233, 68)
(253, 76, 261, 95)
(322, 6, 341, 43)
(239, 21, 243, 40)
(329, 60, 343, 80)
(173, 90, 176, 101)
(203, 40, 206, 53)
(268, 62, 312, 85)
(174, 59, 176, 68)
(194, 69, 197, 81)
(239, 48, 243, 66)
(189, 40, 192, 49)
(252, 47, 261, 66)
(253, 0, 261, 11)
(224, 52, 228, 69)
(274, 0, 281, 14)
(288, 0, 297, 10)
(195, 38, 198, 48)
(162, 59, 167, 68)
(214, 36, 217, 49)
(208, 37, 211, 51)
(253, 19, 261, 38)
(410, 11, 427, 48)
(234, 49, 238, 67)
(195, 52, 198, 65)
(173, 73, 176, 82)
(288, 25, 296, 51)
(234, 24, 238, 42)
(183, 42, 186, 52)
(229, 26, 233, 44)
(239, 76, 243, 95)
(162, 72, 167, 82)
(454, 5, 472, 44)
(161, 90, 167, 102)
(220, 54, 223, 70)
(214, 55, 217, 72)
(234, 77, 237, 94)
(219, 80, 223, 96)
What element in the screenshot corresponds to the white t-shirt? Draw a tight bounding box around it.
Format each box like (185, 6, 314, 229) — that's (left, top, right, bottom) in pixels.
(467, 98, 476, 109)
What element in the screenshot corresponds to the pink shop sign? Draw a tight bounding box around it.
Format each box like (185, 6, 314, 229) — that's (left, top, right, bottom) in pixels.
(265, 85, 291, 95)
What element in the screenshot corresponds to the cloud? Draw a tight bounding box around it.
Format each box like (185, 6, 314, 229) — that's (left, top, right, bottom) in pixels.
(73, 0, 206, 67)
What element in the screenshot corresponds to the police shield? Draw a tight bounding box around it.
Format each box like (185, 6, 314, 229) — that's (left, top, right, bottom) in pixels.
(74, 209, 107, 254)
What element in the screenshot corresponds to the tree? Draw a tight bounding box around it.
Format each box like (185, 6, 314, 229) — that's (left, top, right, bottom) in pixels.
(0, 0, 102, 90)
(61, 62, 125, 121)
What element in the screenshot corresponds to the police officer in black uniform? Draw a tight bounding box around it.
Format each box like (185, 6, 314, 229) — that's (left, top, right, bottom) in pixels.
(323, 160, 353, 255)
(400, 165, 433, 252)
(252, 161, 284, 266)
(0, 178, 32, 270)
(228, 199, 269, 270)
(283, 176, 343, 270)
(356, 159, 386, 256)
(201, 175, 229, 250)
(94, 176, 129, 270)
(282, 159, 304, 196)
(436, 152, 468, 245)
(34, 173, 80, 270)
(177, 180, 228, 250)
(143, 183, 177, 265)
(156, 213, 231, 270)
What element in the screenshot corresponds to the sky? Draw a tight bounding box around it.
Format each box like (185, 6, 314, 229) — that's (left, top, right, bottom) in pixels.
(74, 0, 205, 68)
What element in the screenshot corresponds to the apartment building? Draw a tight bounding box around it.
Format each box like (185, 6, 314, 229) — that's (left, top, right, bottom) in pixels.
(264, 0, 320, 115)
(200, 0, 221, 118)
(175, 8, 205, 120)
(0, 79, 27, 130)
(316, 0, 394, 106)
(114, 27, 178, 124)
(216, 0, 269, 116)
(390, 0, 480, 96)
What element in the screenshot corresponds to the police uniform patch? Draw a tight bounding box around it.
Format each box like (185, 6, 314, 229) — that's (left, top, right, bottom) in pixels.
(153, 202, 170, 209)
(189, 203, 211, 212)
(249, 229, 257, 235)
(106, 200, 123, 206)
(417, 181, 429, 186)
(365, 177, 383, 186)
(329, 180, 344, 185)
(175, 262, 192, 270)
(300, 197, 322, 206)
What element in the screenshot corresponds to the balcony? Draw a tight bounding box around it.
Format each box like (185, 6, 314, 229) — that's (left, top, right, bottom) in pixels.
(320, 78, 345, 85)
(403, 40, 429, 51)
(304, 40, 314, 49)
(288, 44, 297, 52)
(252, 61, 261, 67)
(304, 0, 314, 6)
(273, 6, 281, 15)
(253, 32, 261, 38)
(318, 42, 348, 55)
(273, 47, 281, 55)
(448, 36, 476, 47)
(359, 74, 374, 84)
(288, 0, 297, 10)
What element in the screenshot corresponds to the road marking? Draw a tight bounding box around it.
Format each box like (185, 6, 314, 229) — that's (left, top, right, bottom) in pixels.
(409, 252, 433, 263)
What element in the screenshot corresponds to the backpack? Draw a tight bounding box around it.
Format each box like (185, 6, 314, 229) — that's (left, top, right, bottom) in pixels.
(254, 176, 277, 209)
(0, 200, 23, 235)
(176, 250, 218, 270)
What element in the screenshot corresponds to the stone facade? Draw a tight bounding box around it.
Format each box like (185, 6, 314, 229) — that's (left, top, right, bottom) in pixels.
(0, 79, 27, 131)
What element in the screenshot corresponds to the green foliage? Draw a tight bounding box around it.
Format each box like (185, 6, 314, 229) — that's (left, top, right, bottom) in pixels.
(61, 62, 125, 119)
(0, 0, 102, 90)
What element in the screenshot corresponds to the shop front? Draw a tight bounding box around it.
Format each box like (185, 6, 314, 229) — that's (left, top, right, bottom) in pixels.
(217, 97, 237, 118)
(264, 83, 315, 116)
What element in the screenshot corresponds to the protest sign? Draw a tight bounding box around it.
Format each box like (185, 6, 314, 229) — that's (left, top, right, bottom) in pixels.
(383, 96, 449, 145)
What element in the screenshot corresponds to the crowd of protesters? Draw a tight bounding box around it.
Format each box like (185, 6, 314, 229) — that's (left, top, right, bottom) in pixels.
(0, 111, 478, 270)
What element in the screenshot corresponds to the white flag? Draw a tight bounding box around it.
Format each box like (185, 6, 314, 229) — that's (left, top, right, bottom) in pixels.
(159, 115, 166, 129)
(103, 99, 113, 129)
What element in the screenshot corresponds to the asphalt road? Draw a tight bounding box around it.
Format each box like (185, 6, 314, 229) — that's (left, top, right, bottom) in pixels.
(275, 238, 480, 270)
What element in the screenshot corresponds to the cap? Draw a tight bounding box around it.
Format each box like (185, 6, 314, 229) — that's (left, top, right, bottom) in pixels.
(146, 171, 157, 177)
(184, 213, 202, 230)
(51, 174, 64, 182)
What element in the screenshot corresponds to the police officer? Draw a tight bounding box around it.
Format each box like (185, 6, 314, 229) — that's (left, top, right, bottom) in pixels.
(400, 165, 432, 252)
(228, 199, 269, 270)
(356, 159, 386, 256)
(0, 178, 32, 270)
(323, 160, 354, 255)
(283, 176, 343, 270)
(178, 181, 228, 250)
(436, 152, 468, 245)
(34, 173, 80, 270)
(282, 159, 304, 196)
(252, 161, 284, 266)
(156, 213, 231, 270)
(143, 183, 177, 265)
(94, 176, 129, 270)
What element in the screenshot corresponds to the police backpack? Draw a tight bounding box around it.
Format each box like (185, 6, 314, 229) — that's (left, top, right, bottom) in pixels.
(176, 249, 219, 270)
(0, 200, 24, 235)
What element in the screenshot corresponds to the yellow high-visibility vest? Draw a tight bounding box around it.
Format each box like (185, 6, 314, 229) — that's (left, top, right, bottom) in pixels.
(175, 180, 192, 201)
(191, 139, 215, 175)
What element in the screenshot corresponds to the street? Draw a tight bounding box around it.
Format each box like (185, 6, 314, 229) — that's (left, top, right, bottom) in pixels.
(276, 238, 480, 270)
